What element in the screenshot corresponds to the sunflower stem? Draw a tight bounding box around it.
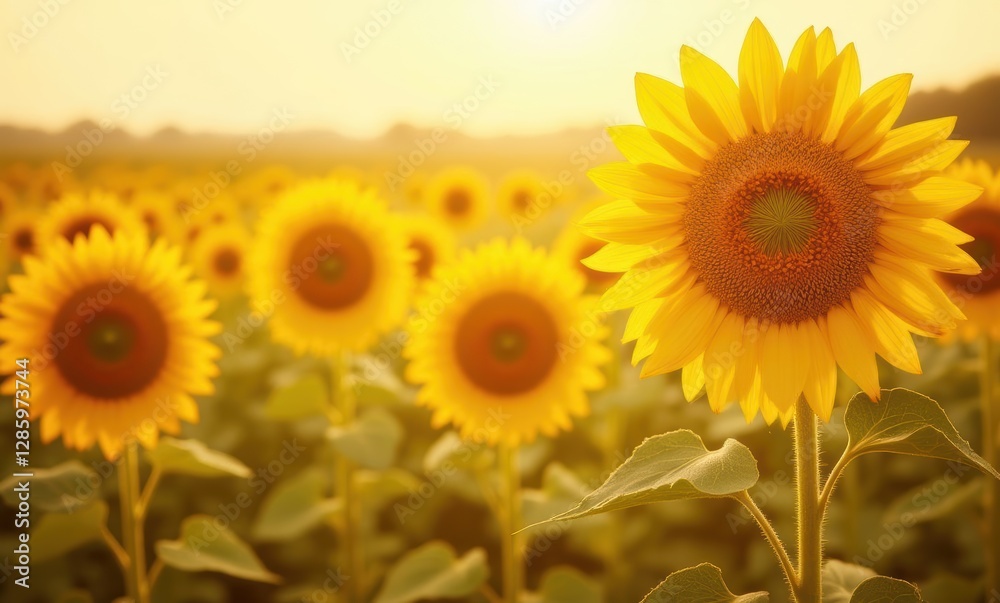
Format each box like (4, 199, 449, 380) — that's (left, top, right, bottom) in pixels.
(118, 441, 150, 603)
(497, 441, 523, 603)
(793, 399, 822, 603)
(332, 354, 362, 603)
(735, 491, 797, 595)
(981, 336, 999, 597)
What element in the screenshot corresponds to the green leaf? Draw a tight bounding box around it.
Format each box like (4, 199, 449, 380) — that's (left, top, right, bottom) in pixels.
(822, 560, 876, 603)
(842, 388, 1000, 480)
(849, 576, 924, 602)
(536, 566, 602, 603)
(525, 430, 758, 528)
(373, 541, 489, 603)
(882, 476, 983, 526)
(156, 515, 281, 584)
(32, 500, 108, 563)
(252, 468, 339, 542)
(265, 373, 328, 421)
(147, 438, 252, 478)
(0, 461, 100, 513)
(327, 407, 404, 470)
(640, 563, 769, 602)
(351, 354, 413, 405)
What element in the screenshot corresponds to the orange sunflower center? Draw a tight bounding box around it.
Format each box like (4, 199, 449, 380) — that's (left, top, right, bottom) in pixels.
(62, 216, 114, 241)
(684, 130, 878, 324)
(455, 292, 559, 395)
(409, 238, 435, 279)
(444, 188, 471, 217)
(943, 208, 1000, 294)
(290, 224, 373, 310)
(213, 247, 242, 277)
(53, 285, 168, 399)
(512, 189, 532, 212)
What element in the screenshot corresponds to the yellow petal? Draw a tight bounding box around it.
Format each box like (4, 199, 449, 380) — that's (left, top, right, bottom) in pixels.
(680, 45, 747, 144)
(682, 355, 706, 402)
(863, 140, 970, 186)
(640, 284, 723, 377)
(599, 260, 690, 311)
(819, 44, 861, 143)
(704, 311, 744, 413)
(872, 176, 984, 218)
(851, 288, 922, 374)
(738, 18, 783, 133)
(815, 28, 837, 72)
(588, 163, 689, 203)
(777, 28, 817, 132)
(759, 322, 809, 413)
(878, 217, 981, 274)
(607, 125, 700, 176)
(635, 73, 715, 158)
(856, 117, 957, 172)
(836, 74, 913, 159)
(826, 304, 881, 401)
(577, 199, 683, 245)
(801, 318, 837, 421)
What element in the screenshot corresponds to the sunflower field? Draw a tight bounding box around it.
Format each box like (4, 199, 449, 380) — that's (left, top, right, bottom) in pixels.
(2, 4, 1000, 603)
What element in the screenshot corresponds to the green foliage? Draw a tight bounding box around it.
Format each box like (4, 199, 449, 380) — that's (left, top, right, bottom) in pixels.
(31, 501, 108, 563)
(252, 467, 339, 542)
(640, 563, 769, 602)
(146, 437, 252, 478)
(0, 460, 98, 513)
(265, 373, 329, 421)
(530, 566, 603, 603)
(156, 515, 281, 584)
(822, 560, 877, 603)
(849, 576, 924, 602)
(327, 407, 404, 470)
(372, 541, 489, 603)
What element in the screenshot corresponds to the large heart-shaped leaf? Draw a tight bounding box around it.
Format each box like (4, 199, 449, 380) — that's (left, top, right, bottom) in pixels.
(147, 438, 252, 478)
(641, 563, 769, 602)
(373, 541, 489, 603)
(252, 468, 339, 542)
(822, 560, 876, 603)
(265, 373, 328, 421)
(525, 430, 758, 527)
(842, 388, 1000, 479)
(156, 515, 280, 584)
(32, 500, 108, 563)
(0, 461, 101, 513)
(327, 407, 403, 470)
(849, 576, 923, 602)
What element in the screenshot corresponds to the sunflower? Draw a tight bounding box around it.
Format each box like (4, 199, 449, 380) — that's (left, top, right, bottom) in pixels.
(581, 19, 980, 425)
(425, 167, 489, 230)
(401, 214, 456, 282)
(130, 190, 183, 242)
(38, 191, 145, 247)
(189, 223, 251, 299)
(404, 238, 609, 445)
(941, 159, 1000, 340)
(247, 179, 413, 355)
(553, 225, 621, 293)
(497, 171, 544, 221)
(0, 227, 220, 459)
(3, 207, 41, 263)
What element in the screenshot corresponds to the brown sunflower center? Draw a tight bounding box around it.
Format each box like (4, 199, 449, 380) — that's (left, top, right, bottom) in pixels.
(455, 292, 559, 395)
(290, 224, 373, 310)
(213, 247, 241, 277)
(684, 130, 878, 324)
(13, 228, 34, 254)
(512, 190, 532, 212)
(444, 188, 471, 217)
(62, 216, 114, 241)
(53, 285, 169, 399)
(943, 208, 1000, 294)
(409, 238, 435, 279)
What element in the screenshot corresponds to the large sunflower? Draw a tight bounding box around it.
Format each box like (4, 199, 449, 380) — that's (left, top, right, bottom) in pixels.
(0, 227, 220, 459)
(39, 191, 145, 247)
(404, 238, 610, 445)
(425, 167, 489, 231)
(248, 179, 413, 355)
(581, 19, 980, 425)
(189, 223, 251, 299)
(942, 159, 1000, 340)
(401, 214, 456, 282)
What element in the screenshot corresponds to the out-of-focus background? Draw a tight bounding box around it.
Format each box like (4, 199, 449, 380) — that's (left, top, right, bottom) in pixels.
(1, 1, 999, 602)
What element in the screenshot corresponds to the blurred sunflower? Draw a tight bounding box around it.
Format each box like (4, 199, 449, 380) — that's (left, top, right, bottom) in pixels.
(425, 167, 489, 230)
(39, 192, 145, 246)
(0, 182, 16, 218)
(4, 207, 41, 263)
(581, 19, 980, 424)
(189, 223, 251, 299)
(131, 190, 183, 242)
(401, 214, 456, 282)
(942, 159, 1000, 340)
(553, 225, 620, 292)
(404, 238, 609, 445)
(497, 171, 543, 221)
(0, 227, 220, 459)
(248, 179, 413, 355)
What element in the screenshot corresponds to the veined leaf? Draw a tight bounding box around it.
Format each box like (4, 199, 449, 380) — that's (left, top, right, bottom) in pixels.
(822, 560, 876, 603)
(849, 576, 923, 602)
(156, 515, 280, 584)
(641, 563, 769, 602)
(373, 541, 488, 603)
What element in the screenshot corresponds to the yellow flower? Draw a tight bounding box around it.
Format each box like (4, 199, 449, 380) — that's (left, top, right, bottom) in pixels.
(401, 214, 457, 282)
(942, 159, 1000, 340)
(130, 190, 183, 242)
(425, 167, 489, 231)
(497, 171, 544, 221)
(248, 179, 413, 355)
(189, 223, 251, 299)
(0, 227, 220, 459)
(3, 206, 42, 263)
(39, 192, 145, 248)
(553, 224, 621, 292)
(404, 238, 609, 445)
(581, 19, 980, 425)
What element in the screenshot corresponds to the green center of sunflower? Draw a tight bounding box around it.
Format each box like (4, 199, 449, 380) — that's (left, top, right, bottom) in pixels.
(745, 188, 818, 255)
(490, 327, 527, 362)
(87, 319, 134, 362)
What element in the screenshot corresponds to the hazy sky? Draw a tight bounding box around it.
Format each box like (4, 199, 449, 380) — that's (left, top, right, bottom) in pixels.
(3, 0, 998, 138)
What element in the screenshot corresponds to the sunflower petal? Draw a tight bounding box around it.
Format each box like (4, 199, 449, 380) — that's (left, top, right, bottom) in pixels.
(680, 45, 748, 144)
(836, 74, 913, 159)
(826, 304, 881, 401)
(739, 18, 783, 133)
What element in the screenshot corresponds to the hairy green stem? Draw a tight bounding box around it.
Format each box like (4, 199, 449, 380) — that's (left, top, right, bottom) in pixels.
(794, 400, 822, 603)
(118, 442, 150, 603)
(497, 442, 523, 603)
